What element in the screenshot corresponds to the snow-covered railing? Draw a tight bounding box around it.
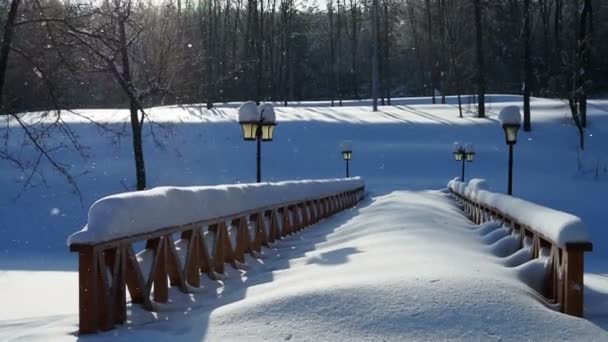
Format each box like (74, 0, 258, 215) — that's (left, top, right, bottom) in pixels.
(68, 178, 365, 334)
(447, 178, 592, 317)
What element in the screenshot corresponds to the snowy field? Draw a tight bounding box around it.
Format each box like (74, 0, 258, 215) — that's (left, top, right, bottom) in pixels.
(1, 95, 608, 340)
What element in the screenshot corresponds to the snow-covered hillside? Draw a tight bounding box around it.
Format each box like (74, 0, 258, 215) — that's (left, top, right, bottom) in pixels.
(1, 95, 608, 340)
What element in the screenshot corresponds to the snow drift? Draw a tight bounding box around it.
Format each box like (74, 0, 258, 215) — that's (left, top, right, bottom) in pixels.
(448, 178, 590, 247)
(68, 177, 364, 245)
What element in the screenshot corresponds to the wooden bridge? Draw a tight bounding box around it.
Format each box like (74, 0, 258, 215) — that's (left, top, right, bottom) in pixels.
(68, 178, 592, 335)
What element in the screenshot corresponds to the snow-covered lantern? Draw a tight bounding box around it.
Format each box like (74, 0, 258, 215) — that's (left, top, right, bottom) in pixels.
(499, 106, 522, 195)
(499, 106, 522, 145)
(453, 142, 464, 161)
(341, 140, 353, 161)
(238, 101, 278, 183)
(341, 141, 353, 178)
(238, 102, 277, 141)
(465, 143, 475, 162)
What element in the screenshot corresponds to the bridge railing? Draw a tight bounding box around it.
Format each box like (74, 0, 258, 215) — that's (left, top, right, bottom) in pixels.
(67, 178, 365, 334)
(448, 178, 592, 317)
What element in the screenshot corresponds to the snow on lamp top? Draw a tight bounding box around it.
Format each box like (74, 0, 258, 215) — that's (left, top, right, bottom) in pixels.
(453, 141, 462, 152)
(238, 101, 261, 123)
(499, 106, 522, 126)
(341, 140, 353, 152)
(464, 143, 475, 153)
(258, 103, 276, 124)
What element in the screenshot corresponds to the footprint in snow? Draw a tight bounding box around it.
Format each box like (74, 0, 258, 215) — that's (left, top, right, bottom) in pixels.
(284, 333, 293, 340)
(430, 279, 440, 283)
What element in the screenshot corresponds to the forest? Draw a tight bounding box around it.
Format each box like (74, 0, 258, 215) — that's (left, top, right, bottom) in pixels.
(1, 0, 606, 114)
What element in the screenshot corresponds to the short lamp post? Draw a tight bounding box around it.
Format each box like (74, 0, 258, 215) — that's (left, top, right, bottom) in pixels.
(341, 141, 353, 178)
(453, 142, 475, 182)
(499, 106, 522, 196)
(342, 150, 352, 178)
(239, 102, 277, 183)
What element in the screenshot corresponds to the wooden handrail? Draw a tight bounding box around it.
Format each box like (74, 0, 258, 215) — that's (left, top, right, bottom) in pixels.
(70, 186, 365, 334)
(449, 188, 592, 317)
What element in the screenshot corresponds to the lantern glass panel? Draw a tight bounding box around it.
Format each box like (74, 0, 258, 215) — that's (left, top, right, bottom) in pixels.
(466, 152, 475, 162)
(260, 124, 276, 141)
(503, 124, 520, 144)
(241, 122, 259, 141)
(342, 151, 352, 160)
(454, 151, 463, 161)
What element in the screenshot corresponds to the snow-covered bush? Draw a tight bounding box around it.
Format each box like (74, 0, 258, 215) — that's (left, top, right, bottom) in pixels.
(68, 177, 364, 245)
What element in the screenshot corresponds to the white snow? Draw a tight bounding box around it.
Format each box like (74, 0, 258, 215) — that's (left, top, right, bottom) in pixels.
(499, 106, 522, 125)
(450, 178, 590, 247)
(258, 103, 276, 123)
(238, 101, 260, 122)
(2, 95, 608, 339)
(238, 101, 276, 123)
(67, 177, 363, 245)
(3, 191, 607, 341)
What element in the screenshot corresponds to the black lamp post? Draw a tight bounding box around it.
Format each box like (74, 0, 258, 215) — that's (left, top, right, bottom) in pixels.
(502, 123, 520, 195)
(341, 141, 353, 178)
(342, 150, 352, 178)
(453, 142, 475, 182)
(239, 102, 277, 183)
(499, 106, 522, 196)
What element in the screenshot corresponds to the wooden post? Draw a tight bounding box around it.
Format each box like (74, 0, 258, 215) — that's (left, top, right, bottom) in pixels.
(77, 245, 99, 334)
(563, 244, 591, 317)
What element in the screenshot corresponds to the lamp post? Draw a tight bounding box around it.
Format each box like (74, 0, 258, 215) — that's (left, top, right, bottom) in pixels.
(342, 150, 352, 178)
(453, 142, 475, 182)
(341, 141, 353, 178)
(239, 102, 277, 183)
(499, 106, 522, 196)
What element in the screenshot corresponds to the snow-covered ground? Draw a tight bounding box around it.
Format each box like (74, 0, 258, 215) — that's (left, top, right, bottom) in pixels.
(3, 190, 607, 341)
(1, 95, 608, 340)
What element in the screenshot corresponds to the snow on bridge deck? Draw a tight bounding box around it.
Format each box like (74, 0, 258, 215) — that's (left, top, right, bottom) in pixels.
(2, 190, 606, 341)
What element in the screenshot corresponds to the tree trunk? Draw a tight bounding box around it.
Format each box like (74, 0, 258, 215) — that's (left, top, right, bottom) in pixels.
(0, 0, 21, 111)
(523, 0, 532, 131)
(328, 1, 335, 106)
(120, 17, 146, 190)
(350, 0, 359, 99)
(371, 0, 379, 111)
(337, 0, 343, 106)
(425, 0, 435, 103)
(473, 0, 486, 118)
(382, 0, 390, 105)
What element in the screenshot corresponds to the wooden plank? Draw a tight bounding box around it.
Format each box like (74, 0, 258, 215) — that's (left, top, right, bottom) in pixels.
(107, 247, 127, 325)
(564, 247, 585, 317)
(210, 223, 225, 275)
(149, 237, 168, 303)
(124, 246, 150, 308)
(97, 251, 113, 331)
(184, 229, 201, 288)
(165, 235, 187, 292)
(77, 246, 99, 334)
